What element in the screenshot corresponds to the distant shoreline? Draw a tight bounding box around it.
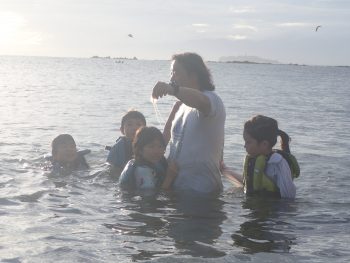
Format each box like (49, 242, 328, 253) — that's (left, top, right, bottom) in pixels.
(207, 60, 350, 68)
(213, 60, 309, 67)
(0, 55, 348, 67)
(91, 55, 138, 60)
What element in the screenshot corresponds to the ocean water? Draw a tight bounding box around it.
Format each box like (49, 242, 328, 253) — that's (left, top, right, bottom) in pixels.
(0, 56, 349, 262)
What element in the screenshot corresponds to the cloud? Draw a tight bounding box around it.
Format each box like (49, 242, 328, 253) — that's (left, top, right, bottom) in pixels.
(229, 6, 256, 14)
(277, 22, 311, 27)
(192, 23, 209, 27)
(234, 24, 257, 31)
(192, 23, 209, 33)
(227, 34, 247, 40)
(22, 31, 44, 45)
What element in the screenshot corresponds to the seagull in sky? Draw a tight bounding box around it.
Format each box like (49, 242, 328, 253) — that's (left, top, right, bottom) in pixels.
(315, 25, 321, 32)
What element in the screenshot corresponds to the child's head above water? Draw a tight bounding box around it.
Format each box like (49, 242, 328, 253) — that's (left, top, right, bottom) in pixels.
(243, 115, 290, 157)
(51, 134, 78, 164)
(120, 110, 146, 140)
(132, 126, 166, 164)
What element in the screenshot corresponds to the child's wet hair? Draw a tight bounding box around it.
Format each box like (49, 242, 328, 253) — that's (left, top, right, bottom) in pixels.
(51, 134, 76, 156)
(132, 126, 165, 161)
(244, 115, 291, 153)
(121, 110, 146, 128)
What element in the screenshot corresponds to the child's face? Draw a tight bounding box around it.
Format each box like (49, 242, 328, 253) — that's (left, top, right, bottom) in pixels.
(54, 142, 78, 164)
(141, 138, 165, 164)
(243, 131, 265, 157)
(121, 118, 145, 140)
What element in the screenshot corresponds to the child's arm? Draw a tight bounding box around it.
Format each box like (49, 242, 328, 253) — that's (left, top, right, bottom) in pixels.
(119, 160, 136, 190)
(161, 160, 178, 190)
(220, 161, 243, 187)
(110, 166, 123, 178)
(163, 101, 182, 145)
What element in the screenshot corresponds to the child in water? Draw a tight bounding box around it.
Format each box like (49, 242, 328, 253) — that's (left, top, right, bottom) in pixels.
(242, 115, 299, 199)
(106, 110, 146, 176)
(51, 134, 89, 172)
(119, 126, 177, 191)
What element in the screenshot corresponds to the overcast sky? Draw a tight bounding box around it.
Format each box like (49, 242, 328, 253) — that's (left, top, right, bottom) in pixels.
(1, 0, 349, 65)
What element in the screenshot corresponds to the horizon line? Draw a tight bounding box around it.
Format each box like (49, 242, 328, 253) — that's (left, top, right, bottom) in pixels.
(0, 54, 349, 68)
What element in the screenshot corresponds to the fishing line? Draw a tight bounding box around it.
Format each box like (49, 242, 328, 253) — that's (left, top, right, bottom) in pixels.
(151, 97, 165, 127)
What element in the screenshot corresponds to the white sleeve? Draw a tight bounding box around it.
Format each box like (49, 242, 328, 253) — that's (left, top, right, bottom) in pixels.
(276, 160, 296, 198)
(266, 157, 296, 199)
(203, 91, 221, 118)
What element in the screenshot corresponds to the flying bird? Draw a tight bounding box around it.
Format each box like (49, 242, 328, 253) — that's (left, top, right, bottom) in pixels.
(128, 34, 133, 38)
(315, 25, 321, 32)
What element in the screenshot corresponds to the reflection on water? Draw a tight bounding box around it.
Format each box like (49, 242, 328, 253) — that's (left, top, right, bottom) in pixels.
(232, 197, 297, 253)
(105, 191, 226, 260)
(167, 192, 226, 258)
(103, 189, 301, 261)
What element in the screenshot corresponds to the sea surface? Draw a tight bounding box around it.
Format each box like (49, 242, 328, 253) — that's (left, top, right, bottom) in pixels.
(0, 56, 349, 262)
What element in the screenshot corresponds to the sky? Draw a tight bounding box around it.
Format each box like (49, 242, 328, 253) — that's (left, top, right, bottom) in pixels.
(1, 0, 349, 66)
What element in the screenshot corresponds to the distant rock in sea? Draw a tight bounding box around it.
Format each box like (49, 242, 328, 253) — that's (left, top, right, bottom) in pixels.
(91, 56, 111, 59)
(219, 55, 280, 65)
(91, 56, 138, 60)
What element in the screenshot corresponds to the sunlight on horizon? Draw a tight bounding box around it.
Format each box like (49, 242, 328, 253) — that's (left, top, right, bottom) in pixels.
(0, 11, 44, 53)
(0, 11, 25, 43)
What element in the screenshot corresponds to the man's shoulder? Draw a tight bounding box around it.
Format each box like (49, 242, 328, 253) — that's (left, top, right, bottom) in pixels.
(202, 91, 225, 118)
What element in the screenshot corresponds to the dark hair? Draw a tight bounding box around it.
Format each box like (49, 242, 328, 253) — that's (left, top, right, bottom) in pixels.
(172, 52, 215, 91)
(121, 110, 146, 129)
(244, 115, 291, 153)
(51, 134, 76, 156)
(132, 126, 165, 161)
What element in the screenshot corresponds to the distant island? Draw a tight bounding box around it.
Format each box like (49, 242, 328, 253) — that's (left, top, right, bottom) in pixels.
(219, 55, 280, 65)
(91, 56, 138, 60)
(217, 55, 314, 66)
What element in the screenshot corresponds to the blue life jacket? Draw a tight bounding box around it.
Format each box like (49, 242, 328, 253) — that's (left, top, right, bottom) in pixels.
(119, 157, 167, 190)
(106, 137, 132, 169)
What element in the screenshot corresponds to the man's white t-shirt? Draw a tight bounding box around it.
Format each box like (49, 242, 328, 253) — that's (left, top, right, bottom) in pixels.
(168, 90, 226, 193)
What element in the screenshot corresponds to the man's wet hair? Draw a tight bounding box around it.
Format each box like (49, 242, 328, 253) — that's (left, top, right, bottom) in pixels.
(172, 52, 215, 91)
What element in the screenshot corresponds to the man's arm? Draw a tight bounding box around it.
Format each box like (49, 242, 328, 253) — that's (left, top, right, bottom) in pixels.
(152, 81, 211, 116)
